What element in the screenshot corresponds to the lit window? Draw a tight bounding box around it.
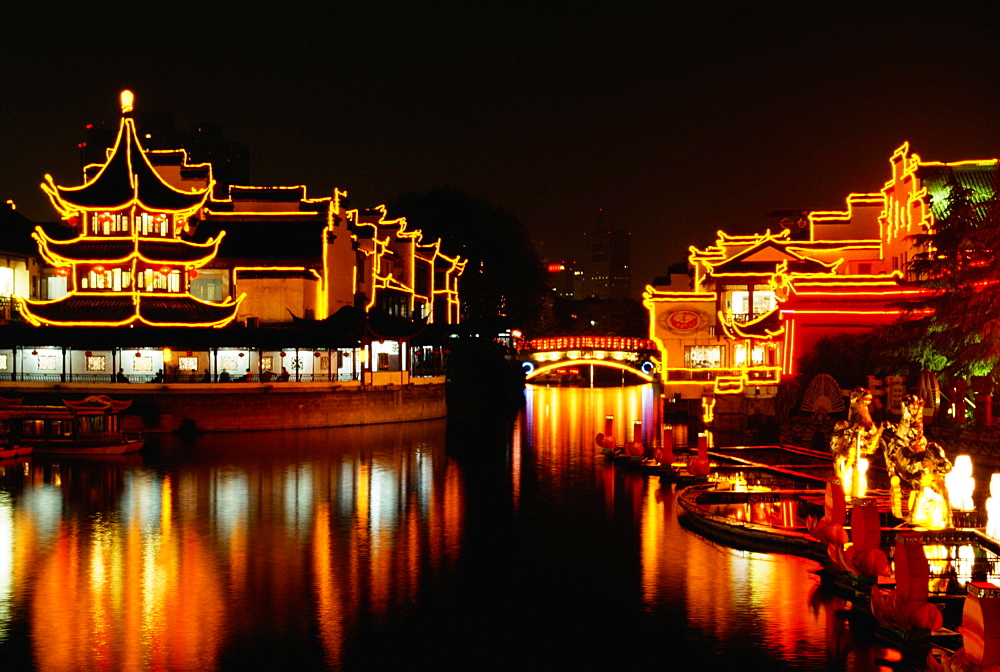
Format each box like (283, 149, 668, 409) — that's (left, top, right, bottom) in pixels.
(178, 357, 199, 372)
(86, 355, 106, 371)
(134, 356, 153, 372)
(37, 355, 57, 371)
(684, 345, 723, 368)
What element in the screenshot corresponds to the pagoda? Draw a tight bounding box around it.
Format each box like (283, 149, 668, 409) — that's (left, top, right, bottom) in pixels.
(15, 91, 242, 327)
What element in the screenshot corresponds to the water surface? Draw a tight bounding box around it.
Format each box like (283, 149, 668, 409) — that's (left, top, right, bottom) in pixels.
(0, 384, 905, 670)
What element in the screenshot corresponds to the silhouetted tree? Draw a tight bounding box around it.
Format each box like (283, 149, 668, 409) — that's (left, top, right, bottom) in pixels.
(389, 188, 548, 331)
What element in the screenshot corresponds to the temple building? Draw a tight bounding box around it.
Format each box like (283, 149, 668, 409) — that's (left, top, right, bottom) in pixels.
(645, 142, 997, 407)
(0, 91, 465, 387)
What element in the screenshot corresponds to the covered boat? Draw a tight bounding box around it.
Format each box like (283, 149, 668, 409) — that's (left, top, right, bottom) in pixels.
(0, 395, 143, 455)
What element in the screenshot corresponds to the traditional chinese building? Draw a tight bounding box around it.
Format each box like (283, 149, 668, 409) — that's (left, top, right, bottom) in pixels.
(645, 142, 997, 411)
(18, 90, 241, 328)
(0, 91, 464, 397)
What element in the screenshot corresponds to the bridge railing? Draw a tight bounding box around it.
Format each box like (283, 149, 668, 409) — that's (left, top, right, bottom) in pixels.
(664, 367, 779, 382)
(520, 336, 658, 353)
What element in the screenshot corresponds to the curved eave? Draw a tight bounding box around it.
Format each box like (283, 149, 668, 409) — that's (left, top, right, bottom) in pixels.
(16, 294, 139, 327)
(41, 117, 210, 216)
(34, 230, 225, 267)
(717, 308, 785, 340)
(137, 234, 224, 266)
(15, 292, 244, 328)
(36, 233, 135, 265)
(136, 293, 244, 328)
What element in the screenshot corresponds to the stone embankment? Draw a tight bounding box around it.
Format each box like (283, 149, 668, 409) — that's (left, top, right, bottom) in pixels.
(0, 378, 447, 433)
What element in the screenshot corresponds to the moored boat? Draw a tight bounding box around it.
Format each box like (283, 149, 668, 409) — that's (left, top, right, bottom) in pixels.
(0, 395, 143, 455)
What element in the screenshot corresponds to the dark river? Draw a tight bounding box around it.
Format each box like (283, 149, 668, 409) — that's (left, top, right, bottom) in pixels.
(0, 384, 905, 670)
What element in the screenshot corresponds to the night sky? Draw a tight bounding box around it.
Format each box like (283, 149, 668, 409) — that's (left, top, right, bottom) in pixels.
(3, 2, 999, 296)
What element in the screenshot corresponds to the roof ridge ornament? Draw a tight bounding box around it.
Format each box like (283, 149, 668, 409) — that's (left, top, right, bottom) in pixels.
(120, 89, 134, 114)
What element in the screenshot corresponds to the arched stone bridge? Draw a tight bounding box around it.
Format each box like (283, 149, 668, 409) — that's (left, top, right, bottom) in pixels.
(519, 336, 659, 383)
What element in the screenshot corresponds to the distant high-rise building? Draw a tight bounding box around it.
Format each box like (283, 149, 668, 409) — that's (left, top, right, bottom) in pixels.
(581, 209, 631, 299)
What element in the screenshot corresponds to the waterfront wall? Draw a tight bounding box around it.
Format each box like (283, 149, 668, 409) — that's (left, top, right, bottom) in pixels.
(0, 378, 448, 433)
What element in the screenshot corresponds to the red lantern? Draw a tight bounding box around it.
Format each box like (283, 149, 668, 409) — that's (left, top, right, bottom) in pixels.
(160, 266, 171, 275)
(314, 352, 321, 357)
(135, 352, 142, 358)
(188, 269, 199, 280)
(186, 351, 193, 357)
(238, 352, 245, 358)
(56, 267, 69, 277)
(280, 352, 286, 358)
(85, 351, 93, 358)
(67, 215, 80, 227)
(93, 265, 105, 274)
(30, 350, 38, 356)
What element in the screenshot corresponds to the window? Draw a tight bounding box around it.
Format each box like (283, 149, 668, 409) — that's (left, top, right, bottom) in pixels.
(734, 344, 770, 367)
(133, 356, 153, 372)
(86, 355, 106, 371)
(178, 357, 199, 372)
(0, 354, 6, 370)
(220, 356, 238, 371)
(261, 356, 273, 371)
(37, 355, 57, 371)
(684, 345, 722, 368)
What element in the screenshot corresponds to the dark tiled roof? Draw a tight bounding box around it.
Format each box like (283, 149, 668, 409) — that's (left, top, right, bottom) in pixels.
(21, 295, 136, 325)
(138, 239, 218, 263)
(191, 219, 325, 264)
(228, 185, 306, 201)
(138, 295, 240, 326)
(51, 117, 208, 212)
(43, 239, 135, 262)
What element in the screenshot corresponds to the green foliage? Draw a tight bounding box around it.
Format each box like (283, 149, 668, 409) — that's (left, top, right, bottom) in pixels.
(874, 166, 1000, 385)
(389, 188, 548, 331)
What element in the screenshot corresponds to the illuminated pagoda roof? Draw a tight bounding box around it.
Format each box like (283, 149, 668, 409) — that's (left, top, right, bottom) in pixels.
(705, 236, 838, 277)
(17, 294, 241, 328)
(42, 91, 211, 217)
(35, 230, 224, 266)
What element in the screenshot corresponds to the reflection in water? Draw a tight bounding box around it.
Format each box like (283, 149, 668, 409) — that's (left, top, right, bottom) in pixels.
(0, 385, 911, 670)
(0, 421, 463, 669)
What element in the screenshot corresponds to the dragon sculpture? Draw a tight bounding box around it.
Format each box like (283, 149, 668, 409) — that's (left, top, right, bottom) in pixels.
(879, 393, 952, 524)
(829, 387, 884, 499)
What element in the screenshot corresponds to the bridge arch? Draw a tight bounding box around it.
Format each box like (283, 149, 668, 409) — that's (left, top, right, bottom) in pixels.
(519, 336, 659, 384)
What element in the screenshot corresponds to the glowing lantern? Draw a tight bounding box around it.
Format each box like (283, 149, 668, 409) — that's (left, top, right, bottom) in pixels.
(987, 474, 1000, 539)
(120, 89, 134, 113)
(93, 265, 105, 274)
(160, 266, 171, 275)
(947, 455, 975, 511)
(84, 351, 92, 358)
(55, 267, 69, 277)
(135, 352, 142, 358)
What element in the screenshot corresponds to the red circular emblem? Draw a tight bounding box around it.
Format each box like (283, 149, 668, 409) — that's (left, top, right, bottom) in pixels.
(666, 310, 701, 331)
